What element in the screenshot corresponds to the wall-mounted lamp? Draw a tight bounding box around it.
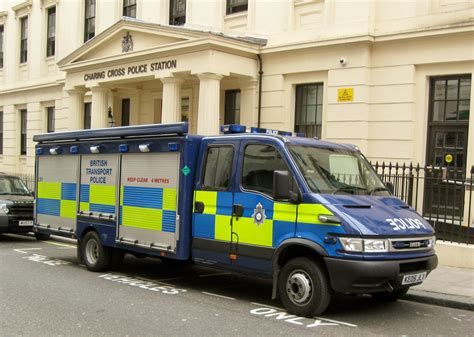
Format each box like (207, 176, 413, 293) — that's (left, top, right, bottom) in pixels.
(108, 107, 115, 127)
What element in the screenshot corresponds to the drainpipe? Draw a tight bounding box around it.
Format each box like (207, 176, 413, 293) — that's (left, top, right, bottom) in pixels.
(256, 54, 263, 128)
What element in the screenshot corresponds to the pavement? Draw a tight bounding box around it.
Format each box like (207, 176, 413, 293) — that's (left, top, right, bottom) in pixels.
(405, 265, 474, 311)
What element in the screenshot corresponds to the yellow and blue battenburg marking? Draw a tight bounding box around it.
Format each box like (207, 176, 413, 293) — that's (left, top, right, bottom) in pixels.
(193, 190, 343, 248)
(36, 181, 77, 218)
(119, 186, 177, 233)
(79, 184, 116, 214)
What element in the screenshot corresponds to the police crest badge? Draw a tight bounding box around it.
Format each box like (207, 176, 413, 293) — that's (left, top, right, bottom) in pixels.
(252, 202, 266, 225)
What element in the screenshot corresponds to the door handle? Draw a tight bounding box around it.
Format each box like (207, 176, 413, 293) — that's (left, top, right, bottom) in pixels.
(194, 201, 205, 214)
(232, 204, 244, 217)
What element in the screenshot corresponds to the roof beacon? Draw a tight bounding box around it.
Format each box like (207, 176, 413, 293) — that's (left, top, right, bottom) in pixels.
(220, 124, 305, 137)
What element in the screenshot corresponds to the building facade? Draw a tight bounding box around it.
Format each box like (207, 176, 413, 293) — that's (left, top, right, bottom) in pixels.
(0, 1, 473, 205)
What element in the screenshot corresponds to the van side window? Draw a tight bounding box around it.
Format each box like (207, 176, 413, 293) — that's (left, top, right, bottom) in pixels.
(242, 144, 288, 196)
(202, 146, 234, 190)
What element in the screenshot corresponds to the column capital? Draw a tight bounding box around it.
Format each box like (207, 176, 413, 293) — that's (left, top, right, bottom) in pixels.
(66, 87, 87, 95)
(160, 76, 185, 85)
(197, 73, 224, 81)
(90, 86, 110, 93)
(239, 78, 258, 89)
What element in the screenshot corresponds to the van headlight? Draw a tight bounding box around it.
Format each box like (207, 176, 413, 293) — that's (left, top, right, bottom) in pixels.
(0, 204, 9, 214)
(427, 236, 436, 248)
(339, 237, 388, 253)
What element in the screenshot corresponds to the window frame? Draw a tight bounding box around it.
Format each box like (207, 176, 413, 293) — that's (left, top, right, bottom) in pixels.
(294, 82, 324, 139)
(20, 16, 28, 64)
(226, 0, 248, 15)
(123, 0, 137, 18)
(121, 98, 130, 127)
(84, 102, 91, 129)
(169, 0, 186, 26)
(224, 89, 241, 125)
(46, 106, 55, 133)
(46, 6, 56, 57)
(84, 0, 96, 42)
(20, 109, 27, 155)
(0, 25, 4, 68)
(200, 144, 236, 192)
(240, 142, 292, 199)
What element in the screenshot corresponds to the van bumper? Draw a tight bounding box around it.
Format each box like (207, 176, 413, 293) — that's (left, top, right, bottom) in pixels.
(323, 254, 438, 294)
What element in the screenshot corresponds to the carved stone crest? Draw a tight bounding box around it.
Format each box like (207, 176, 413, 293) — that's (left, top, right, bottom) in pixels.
(121, 31, 133, 53)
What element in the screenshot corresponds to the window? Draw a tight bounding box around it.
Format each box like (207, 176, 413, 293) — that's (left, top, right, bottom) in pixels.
(46, 6, 56, 57)
(224, 90, 241, 124)
(242, 144, 288, 196)
(84, 102, 91, 129)
(84, 0, 95, 42)
(47, 106, 55, 133)
(0, 111, 3, 155)
(169, 0, 186, 25)
(20, 109, 27, 155)
(0, 25, 4, 68)
(202, 146, 234, 190)
(226, 0, 248, 14)
(20, 17, 28, 63)
(123, 0, 137, 18)
(295, 83, 323, 139)
(431, 76, 471, 122)
(121, 98, 130, 126)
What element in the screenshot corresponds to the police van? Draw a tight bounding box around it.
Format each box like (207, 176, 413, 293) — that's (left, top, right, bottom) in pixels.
(33, 122, 437, 317)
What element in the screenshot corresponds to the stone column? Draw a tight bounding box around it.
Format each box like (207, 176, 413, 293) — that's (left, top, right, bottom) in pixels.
(197, 73, 223, 135)
(90, 86, 110, 129)
(67, 88, 86, 130)
(160, 77, 184, 124)
(239, 79, 258, 127)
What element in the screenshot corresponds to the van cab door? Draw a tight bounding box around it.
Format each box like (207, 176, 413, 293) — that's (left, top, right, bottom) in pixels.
(192, 141, 238, 266)
(231, 142, 298, 272)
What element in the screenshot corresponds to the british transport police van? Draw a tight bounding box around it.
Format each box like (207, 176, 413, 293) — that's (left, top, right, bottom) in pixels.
(33, 122, 437, 317)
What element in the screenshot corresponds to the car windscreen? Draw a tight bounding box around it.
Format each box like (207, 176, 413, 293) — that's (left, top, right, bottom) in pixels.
(288, 145, 389, 195)
(0, 176, 31, 195)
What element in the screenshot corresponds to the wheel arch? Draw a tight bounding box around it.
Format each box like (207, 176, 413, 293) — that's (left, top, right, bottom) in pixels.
(271, 239, 329, 299)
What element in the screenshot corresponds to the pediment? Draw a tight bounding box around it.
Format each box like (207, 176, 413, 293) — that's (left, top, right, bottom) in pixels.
(76, 29, 186, 62)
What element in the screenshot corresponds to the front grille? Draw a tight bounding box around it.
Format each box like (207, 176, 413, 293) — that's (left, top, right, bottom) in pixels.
(389, 237, 432, 252)
(8, 201, 34, 218)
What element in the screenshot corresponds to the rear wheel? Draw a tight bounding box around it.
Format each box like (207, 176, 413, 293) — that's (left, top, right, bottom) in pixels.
(371, 286, 410, 302)
(81, 231, 112, 272)
(34, 232, 50, 241)
(278, 257, 331, 317)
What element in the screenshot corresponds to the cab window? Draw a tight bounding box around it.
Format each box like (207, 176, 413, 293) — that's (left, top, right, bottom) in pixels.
(202, 146, 234, 190)
(242, 144, 288, 196)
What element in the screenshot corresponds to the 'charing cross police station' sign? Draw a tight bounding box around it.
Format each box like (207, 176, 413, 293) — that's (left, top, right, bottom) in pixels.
(83, 59, 177, 81)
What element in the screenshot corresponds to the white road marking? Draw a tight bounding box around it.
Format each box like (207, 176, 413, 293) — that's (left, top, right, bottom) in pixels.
(250, 302, 283, 310)
(202, 292, 235, 300)
(57, 247, 76, 250)
(13, 248, 42, 254)
(98, 273, 187, 294)
(22, 253, 71, 266)
(199, 272, 231, 278)
(44, 241, 76, 248)
(315, 316, 358, 327)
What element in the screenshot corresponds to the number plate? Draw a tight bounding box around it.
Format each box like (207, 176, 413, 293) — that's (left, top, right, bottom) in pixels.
(19, 220, 33, 227)
(402, 272, 427, 285)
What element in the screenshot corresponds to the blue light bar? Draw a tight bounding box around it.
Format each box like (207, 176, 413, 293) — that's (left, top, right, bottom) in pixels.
(119, 144, 129, 153)
(36, 147, 44, 155)
(250, 127, 293, 137)
(168, 142, 180, 151)
(220, 124, 246, 134)
(70, 146, 78, 154)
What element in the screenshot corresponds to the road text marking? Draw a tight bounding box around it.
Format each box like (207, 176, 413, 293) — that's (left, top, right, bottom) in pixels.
(202, 292, 235, 300)
(22, 254, 71, 266)
(99, 273, 187, 295)
(13, 248, 42, 254)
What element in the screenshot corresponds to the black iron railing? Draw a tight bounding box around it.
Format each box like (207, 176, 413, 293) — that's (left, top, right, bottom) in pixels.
(372, 162, 473, 244)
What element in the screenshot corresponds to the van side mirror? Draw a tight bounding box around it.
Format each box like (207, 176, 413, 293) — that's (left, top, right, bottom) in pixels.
(273, 170, 301, 203)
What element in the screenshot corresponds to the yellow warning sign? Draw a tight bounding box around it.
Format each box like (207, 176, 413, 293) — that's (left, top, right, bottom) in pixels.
(445, 153, 453, 164)
(338, 88, 354, 102)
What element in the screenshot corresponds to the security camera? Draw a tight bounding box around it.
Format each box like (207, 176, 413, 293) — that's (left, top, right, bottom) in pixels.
(339, 58, 347, 66)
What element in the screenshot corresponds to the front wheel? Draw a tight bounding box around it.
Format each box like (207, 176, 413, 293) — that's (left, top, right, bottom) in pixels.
(81, 231, 112, 272)
(278, 257, 331, 317)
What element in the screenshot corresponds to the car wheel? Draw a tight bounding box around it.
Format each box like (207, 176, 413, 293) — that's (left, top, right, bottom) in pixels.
(278, 257, 331, 317)
(371, 286, 410, 302)
(81, 231, 112, 272)
(34, 232, 51, 241)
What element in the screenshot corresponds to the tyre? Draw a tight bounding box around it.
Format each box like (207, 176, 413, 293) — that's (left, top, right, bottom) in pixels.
(278, 257, 331, 317)
(34, 232, 51, 241)
(371, 286, 410, 302)
(81, 231, 112, 272)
